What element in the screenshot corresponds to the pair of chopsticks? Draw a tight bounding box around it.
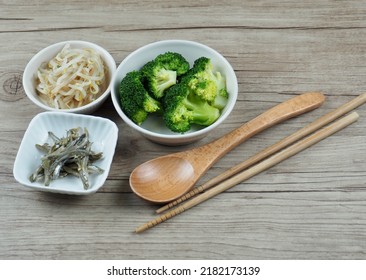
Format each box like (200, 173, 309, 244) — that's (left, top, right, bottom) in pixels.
(135, 93, 366, 233)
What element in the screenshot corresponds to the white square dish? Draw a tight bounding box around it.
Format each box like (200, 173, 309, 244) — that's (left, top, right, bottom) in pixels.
(13, 112, 118, 195)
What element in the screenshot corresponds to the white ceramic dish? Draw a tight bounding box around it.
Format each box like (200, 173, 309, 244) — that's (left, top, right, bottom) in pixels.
(13, 112, 118, 195)
(111, 39, 238, 145)
(23, 40, 116, 114)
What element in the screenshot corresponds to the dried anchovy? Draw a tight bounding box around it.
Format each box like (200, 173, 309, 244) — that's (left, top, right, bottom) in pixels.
(29, 127, 104, 189)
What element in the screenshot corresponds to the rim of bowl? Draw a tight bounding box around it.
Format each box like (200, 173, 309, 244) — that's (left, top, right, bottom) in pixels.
(23, 40, 116, 113)
(111, 39, 238, 140)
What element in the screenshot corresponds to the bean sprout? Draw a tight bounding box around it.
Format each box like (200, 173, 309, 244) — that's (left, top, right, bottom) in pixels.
(36, 44, 107, 109)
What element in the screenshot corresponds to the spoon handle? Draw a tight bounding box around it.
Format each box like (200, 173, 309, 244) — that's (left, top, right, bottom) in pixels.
(187, 92, 325, 172)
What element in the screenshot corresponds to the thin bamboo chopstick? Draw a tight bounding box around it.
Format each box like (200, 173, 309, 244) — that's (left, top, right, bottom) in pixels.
(156, 93, 366, 214)
(135, 111, 359, 233)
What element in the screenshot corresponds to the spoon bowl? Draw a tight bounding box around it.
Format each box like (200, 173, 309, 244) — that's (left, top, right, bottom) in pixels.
(130, 92, 326, 203)
(130, 156, 196, 203)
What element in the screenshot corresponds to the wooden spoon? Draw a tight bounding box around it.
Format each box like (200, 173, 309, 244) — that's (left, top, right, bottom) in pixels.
(130, 92, 325, 203)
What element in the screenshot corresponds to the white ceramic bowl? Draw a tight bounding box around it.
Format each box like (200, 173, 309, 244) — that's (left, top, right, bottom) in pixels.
(23, 40, 116, 114)
(111, 40, 238, 145)
(13, 112, 118, 195)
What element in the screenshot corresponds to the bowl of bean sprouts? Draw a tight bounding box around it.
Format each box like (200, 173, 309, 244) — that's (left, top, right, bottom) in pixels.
(23, 40, 116, 114)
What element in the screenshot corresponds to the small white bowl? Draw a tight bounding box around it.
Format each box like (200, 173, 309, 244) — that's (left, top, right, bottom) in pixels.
(23, 40, 116, 114)
(111, 40, 238, 145)
(13, 112, 118, 195)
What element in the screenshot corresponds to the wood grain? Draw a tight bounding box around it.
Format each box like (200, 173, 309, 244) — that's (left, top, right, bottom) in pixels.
(1, 0, 366, 259)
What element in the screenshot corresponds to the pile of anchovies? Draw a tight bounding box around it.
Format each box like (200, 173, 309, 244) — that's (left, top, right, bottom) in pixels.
(29, 127, 104, 189)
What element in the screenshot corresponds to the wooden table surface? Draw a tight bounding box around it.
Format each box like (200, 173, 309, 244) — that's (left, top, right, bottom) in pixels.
(1, 0, 366, 260)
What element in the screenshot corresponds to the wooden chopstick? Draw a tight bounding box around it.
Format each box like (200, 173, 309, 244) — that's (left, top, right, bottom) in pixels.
(135, 111, 359, 233)
(156, 93, 366, 214)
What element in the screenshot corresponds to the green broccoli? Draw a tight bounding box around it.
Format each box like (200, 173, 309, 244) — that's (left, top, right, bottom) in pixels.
(119, 53, 229, 132)
(163, 82, 220, 133)
(119, 71, 161, 125)
(142, 52, 190, 99)
(141, 61, 177, 100)
(211, 72, 229, 110)
(183, 57, 228, 109)
(155, 52, 190, 76)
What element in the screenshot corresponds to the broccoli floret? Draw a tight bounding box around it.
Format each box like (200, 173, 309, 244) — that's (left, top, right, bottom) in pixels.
(142, 52, 190, 99)
(155, 52, 190, 76)
(120, 91, 148, 125)
(119, 71, 161, 125)
(163, 83, 220, 133)
(211, 72, 228, 110)
(183, 57, 228, 108)
(141, 61, 177, 99)
(212, 89, 229, 110)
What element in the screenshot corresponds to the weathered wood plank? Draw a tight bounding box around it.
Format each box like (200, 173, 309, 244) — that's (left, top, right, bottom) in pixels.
(1, 187, 365, 259)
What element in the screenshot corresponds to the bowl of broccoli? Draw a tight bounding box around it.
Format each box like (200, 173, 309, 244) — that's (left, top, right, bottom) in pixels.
(111, 40, 238, 145)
